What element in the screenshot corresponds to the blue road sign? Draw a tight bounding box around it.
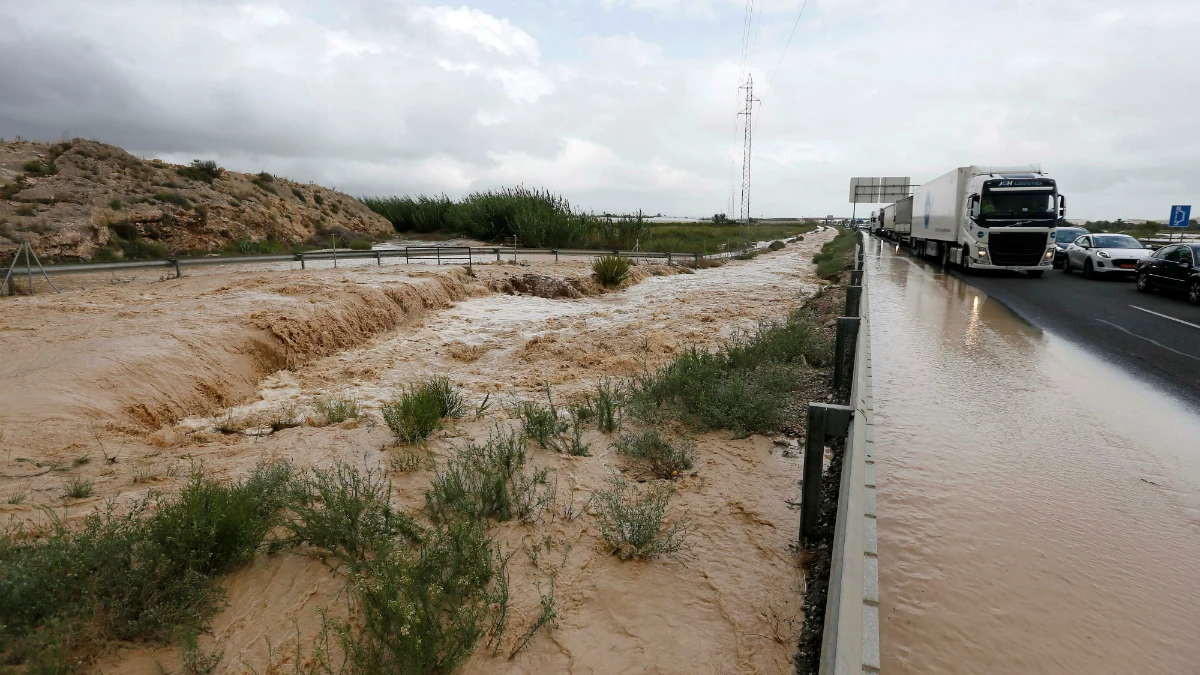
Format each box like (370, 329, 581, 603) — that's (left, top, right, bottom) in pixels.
(1169, 205, 1191, 227)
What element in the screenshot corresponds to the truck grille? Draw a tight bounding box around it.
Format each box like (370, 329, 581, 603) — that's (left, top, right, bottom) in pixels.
(988, 231, 1048, 266)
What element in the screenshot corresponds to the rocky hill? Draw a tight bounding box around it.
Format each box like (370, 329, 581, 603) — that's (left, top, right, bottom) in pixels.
(0, 139, 393, 262)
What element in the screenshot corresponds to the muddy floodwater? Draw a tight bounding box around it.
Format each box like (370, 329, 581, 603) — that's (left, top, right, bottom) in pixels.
(868, 239, 1200, 673)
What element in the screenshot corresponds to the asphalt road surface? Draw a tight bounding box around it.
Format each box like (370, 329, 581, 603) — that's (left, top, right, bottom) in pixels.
(946, 258, 1200, 409)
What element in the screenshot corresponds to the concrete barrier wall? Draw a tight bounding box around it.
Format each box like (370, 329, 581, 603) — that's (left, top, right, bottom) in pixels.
(819, 252, 879, 674)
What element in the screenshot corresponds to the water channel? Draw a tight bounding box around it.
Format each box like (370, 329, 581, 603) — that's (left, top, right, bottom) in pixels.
(869, 237, 1200, 673)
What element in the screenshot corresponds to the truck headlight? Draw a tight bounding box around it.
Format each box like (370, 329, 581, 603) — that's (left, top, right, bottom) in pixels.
(1044, 250, 1055, 259)
(977, 248, 988, 258)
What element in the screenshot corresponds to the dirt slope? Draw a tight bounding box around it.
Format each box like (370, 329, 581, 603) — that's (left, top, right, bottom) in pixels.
(0, 138, 392, 262)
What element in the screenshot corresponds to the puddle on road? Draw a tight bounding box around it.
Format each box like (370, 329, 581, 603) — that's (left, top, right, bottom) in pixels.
(869, 238, 1200, 674)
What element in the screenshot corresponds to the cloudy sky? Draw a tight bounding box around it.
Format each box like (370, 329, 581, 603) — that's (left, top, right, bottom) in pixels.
(1, 0, 1197, 219)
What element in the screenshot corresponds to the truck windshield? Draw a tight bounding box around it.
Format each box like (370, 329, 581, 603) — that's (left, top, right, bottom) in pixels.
(980, 191, 1056, 218)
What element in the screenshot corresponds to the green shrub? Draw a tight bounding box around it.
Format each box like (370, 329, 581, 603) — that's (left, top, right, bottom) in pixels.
(632, 310, 830, 434)
(0, 462, 291, 672)
(153, 191, 192, 209)
(768, 240, 785, 251)
(291, 187, 306, 202)
(381, 377, 464, 444)
(256, 171, 274, 183)
(612, 429, 695, 479)
(15, 205, 36, 217)
(425, 429, 550, 524)
(591, 476, 689, 560)
(22, 159, 57, 177)
(108, 198, 123, 210)
(511, 388, 567, 449)
(325, 520, 509, 674)
(229, 237, 287, 255)
(286, 462, 420, 561)
(117, 236, 168, 260)
(593, 378, 625, 433)
(177, 160, 222, 184)
(314, 393, 360, 425)
(592, 255, 632, 287)
(349, 238, 372, 251)
(812, 228, 857, 278)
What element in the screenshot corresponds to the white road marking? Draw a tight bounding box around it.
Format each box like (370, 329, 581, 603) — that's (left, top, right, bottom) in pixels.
(1096, 319, 1200, 362)
(1129, 305, 1200, 330)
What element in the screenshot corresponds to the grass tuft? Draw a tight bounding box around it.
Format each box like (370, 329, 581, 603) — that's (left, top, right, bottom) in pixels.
(592, 476, 689, 560)
(592, 255, 632, 287)
(63, 476, 94, 499)
(381, 377, 465, 444)
(511, 389, 567, 449)
(593, 378, 625, 433)
(314, 393, 361, 425)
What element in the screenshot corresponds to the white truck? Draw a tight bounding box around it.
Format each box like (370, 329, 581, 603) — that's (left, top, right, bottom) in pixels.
(908, 165, 1063, 277)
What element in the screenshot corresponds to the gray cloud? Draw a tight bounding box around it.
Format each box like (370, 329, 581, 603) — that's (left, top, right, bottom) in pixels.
(1, 0, 1197, 219)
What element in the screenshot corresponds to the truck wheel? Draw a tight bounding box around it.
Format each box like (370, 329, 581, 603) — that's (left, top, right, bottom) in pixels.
(940, 246, 950, 268)
(1083, 259, 1095, 279)
(1027, 271, 1044, 279)
(961, 254, 972, 275)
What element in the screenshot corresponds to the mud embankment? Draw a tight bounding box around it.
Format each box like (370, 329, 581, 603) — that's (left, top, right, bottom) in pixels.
(0, 268, 475, 459)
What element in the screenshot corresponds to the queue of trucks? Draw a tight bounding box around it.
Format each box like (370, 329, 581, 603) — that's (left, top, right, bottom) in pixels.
(872, 165, 1064, 278)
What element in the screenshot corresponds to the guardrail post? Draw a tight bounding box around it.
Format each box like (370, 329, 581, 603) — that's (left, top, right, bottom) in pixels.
(800, 402, 854, 544)
(667, 252, 673, 265)
(833, 317, 861, 391)
(552, 249, 558, 262)
(694, 253, 700, 266)
(495, 248, 501, 262)
(375, 251, 381, 266)
(170, 258, 181, 279)
(849, 269, 863, 286)
(298, 254, 305, 270)
(844, 285, 862, 317)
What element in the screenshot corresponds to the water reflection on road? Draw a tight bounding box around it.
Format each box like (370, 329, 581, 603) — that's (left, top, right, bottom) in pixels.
(870, 238, 1200, 674)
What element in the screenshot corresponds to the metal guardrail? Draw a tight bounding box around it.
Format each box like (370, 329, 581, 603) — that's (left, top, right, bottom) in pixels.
(801, 231, 879, 674)
(4, 245, 751, 282)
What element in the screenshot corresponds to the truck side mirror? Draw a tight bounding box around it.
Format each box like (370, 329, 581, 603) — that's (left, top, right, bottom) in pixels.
(1058, 194, 1066, 218)
(970, 194, 980, 218)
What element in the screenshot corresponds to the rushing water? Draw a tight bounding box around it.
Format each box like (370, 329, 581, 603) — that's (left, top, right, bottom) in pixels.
(869, 238, 1200, 674)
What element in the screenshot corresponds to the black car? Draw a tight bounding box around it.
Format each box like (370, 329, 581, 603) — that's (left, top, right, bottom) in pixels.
(1136, 243, 1200, 304)
(1052, 227, 1088, 268)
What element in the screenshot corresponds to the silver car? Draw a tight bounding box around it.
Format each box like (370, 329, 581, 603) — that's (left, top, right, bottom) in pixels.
(1062, 233, 1151, 278)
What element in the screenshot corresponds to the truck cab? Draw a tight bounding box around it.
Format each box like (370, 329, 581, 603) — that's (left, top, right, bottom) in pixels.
(965, 174, 1064, 270)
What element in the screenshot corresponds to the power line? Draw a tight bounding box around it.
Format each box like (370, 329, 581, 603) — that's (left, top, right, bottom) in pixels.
(755, 0, 812, 134)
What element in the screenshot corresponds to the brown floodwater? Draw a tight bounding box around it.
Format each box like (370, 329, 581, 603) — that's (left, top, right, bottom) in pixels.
(869, 239, 1200, 674)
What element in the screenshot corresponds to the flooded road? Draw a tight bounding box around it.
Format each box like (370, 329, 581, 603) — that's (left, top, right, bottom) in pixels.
(869, 238, 1200, 673)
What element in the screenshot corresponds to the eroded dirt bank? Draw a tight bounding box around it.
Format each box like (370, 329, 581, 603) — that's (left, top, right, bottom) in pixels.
(1, 230, 835, 674)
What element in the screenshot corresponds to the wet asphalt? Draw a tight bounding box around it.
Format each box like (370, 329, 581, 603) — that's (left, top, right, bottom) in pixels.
(938, 260, 1200, 409)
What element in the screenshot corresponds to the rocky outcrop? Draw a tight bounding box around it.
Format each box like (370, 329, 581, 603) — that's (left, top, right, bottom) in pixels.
(0, 139, 393, 262)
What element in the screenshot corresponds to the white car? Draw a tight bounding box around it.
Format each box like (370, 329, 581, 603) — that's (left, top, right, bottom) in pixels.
(1062, 233, 1152, 278)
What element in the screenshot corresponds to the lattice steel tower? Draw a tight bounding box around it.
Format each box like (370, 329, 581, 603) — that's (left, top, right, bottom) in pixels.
(737, 75, 759, 225)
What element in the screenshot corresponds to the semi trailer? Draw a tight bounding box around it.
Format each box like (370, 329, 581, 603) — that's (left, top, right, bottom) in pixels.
(907, 165, 1062, 277)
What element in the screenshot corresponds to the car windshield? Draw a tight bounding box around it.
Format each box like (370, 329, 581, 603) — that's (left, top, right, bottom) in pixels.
(1055, 229, 1086, 243)
(980, 191, 1056, 218)
(1092, 235, 1143, 249)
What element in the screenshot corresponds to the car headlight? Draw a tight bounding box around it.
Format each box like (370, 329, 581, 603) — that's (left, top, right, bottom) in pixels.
(1055, 245, 1066, 252)
(1097, 251, 1111, 258)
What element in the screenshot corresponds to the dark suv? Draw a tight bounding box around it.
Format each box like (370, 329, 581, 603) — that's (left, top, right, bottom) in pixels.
(1052, 227, 1088, 268)
(1136, 243, 1200, 304)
